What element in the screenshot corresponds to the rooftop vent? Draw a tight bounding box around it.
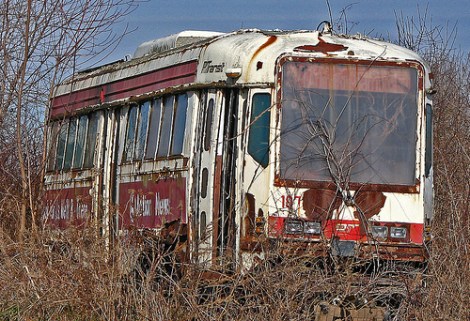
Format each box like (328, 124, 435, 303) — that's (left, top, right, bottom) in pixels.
(133, 30, 224, 58)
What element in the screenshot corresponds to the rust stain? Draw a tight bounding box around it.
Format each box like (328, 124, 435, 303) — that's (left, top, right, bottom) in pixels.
(274, 175, 419, 194)
(246, 35, 277, 79)
(244, 193, 256, 236)
(302, 189, 342, 221)
(359, 243, 426, 262)
(353, 191, 386, 219)
(294, 37, 348, 54)
(252, 35, 277, 60)
(211, 155, 223, 260)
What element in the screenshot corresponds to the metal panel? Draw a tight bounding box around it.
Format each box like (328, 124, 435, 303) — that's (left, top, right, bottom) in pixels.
(51, 61, 198, 118)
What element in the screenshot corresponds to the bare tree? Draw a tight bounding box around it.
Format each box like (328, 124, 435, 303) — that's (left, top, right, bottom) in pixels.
(394, 10, 470, 320)
(0, 0, 138, 241)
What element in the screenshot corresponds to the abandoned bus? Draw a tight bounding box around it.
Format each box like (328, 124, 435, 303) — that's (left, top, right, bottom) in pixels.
(44, 28, 433, 268)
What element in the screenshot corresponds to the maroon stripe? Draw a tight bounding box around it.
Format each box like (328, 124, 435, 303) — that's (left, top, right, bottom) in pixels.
(51, 60, 197, 118)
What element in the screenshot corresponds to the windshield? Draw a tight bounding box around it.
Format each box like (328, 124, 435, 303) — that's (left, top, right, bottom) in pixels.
(280, 61, 418, 186)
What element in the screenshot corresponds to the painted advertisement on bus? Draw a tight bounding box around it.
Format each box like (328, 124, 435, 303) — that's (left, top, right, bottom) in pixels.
(119, 177, 187, 229)
(43, 187, 93, 228)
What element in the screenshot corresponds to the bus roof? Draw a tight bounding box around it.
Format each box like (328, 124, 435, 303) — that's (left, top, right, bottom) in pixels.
(50, 29, 430, 118)
(133, 30, 224, 58)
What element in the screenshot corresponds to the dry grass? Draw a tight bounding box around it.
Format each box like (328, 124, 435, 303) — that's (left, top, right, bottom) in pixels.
(0, 223, 467, 320)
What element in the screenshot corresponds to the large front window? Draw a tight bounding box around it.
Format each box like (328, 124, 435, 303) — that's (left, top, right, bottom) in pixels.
(280, 61, 418, 186)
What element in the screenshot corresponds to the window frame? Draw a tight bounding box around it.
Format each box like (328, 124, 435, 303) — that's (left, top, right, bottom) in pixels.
(72, 115, 88, 169)
(55, 121, 69, 170)
(135, 101, 150, 161)
(83, 111, 100, 169)
(145, 98, 163, 160)
(170, 93, 189, 156)
(275, 57, 424, 192)
(123, 104, 138, 163)
(156, 95, 175, 158)
(248, 92, 271, 168)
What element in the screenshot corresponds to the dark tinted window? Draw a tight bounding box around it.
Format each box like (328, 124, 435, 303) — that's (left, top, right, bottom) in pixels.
(55, 122, 68, 170)
(425, 104, 433, 177)
(63, 119, 77, 170)
(157, 96, 174, 157)
(171, 93, 188, 155)
(201, 168, 208, 198)
(123, 105, 138, 162)
(83, 112, 99, 168)
(135, 101, 150, 160)
(145, 98, 162, 160)
(200, 211, 207, 236)
(248, 93, 271, 167)
(73, 115, 88, 168)
(46, 122, 59, 171)
(204, 98, 214, 151)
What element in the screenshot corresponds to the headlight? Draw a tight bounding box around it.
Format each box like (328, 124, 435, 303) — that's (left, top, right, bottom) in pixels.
(371, 226, 388, 239)
(304, 221, 321, 234)
(390, 226, 407, 238)
(284, 219, 303, 234)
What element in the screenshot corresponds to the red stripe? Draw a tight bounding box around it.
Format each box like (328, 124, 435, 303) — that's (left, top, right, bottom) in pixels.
(51, 60, 197, 118)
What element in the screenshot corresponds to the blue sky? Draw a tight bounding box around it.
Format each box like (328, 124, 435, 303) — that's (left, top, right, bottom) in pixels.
(104, 0, 470, 63)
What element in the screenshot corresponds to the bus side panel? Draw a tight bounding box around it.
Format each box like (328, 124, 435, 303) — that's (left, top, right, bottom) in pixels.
(44, 186, 93, 228)
(43, 110, 107, 229)
(118, 177, 187, 229)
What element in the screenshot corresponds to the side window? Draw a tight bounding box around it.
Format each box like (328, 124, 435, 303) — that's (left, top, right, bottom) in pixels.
(171, 93, 188, 155)
(73, 115, 88, 169)
(46, 122, 59, 172)
(248, 93, 271, 168)
(55, 121, 68, 170)
(63, 119, 77, 170)
(204, 98, 214, 151)
(135, 101, 150, 160)
(201, 168, 208, 198)
(123, 104, 138, 162)
(145, 98, 162, 160)
(83, 112, 99, 168)
(157, 96, 175, 158)
(46, 112, 100, 171)
(425, 104, 433, 177)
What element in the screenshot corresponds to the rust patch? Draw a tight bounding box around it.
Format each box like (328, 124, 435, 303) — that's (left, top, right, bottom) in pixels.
(294, 37, 348, 54)
(244, 193, 256, 236)
(354, 191, 386, 219)
(274, 175, 420, 194)
(211, 155, 223, 260)
(359, 243, 427, 262)
(303, 189, 342, 221)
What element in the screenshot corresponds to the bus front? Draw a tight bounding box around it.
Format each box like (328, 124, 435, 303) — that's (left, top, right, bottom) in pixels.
(269, 56, 430, 262)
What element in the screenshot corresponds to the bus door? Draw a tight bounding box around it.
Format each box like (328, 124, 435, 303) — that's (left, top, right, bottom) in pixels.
(194, 90, 223, 264)
(101, 108, 120, 244)
(216, 89, 239, 267)
(195, 88, 239, 268)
